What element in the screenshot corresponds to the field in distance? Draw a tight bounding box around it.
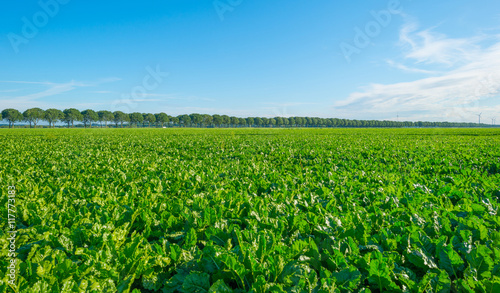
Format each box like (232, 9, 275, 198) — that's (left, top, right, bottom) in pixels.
(0, 128, 499, 292)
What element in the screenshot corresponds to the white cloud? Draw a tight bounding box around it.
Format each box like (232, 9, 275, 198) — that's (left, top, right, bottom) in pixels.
(336, 20, 500, 122)
(16, 81, 88, 101)
(0, 81, 89, 110)
(386, 60, 440, 74)
(0, 78, 121, 110)
(399, 19, 483, 66)
(133, 98, 162, 102)
(90, 90, 115, 94)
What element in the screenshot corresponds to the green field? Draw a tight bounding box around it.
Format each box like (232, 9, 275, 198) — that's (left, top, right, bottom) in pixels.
(1, 128, 499, 292)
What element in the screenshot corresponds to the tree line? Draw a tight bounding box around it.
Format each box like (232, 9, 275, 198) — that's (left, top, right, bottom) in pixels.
(1, 108, 486, 129)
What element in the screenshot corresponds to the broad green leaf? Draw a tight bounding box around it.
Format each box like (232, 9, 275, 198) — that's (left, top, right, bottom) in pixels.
(208, 279, 233, 293)
(182, 272, 211, 293)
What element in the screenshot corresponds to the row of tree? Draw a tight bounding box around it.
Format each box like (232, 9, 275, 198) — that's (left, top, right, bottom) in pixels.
(1, 108, 486, 129)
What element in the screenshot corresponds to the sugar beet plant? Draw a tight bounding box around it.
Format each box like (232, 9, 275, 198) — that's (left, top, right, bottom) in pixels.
(0, 128, 499, 292)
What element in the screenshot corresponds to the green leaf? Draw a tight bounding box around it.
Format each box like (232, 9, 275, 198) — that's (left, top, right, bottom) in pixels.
(117, 275, 135, 293)
(465, 245, 494, 280)
(208, 279, 233, 293)
(256, 234, 267, 262)
(163, 273, 186, 293)
(332, 267, 361, 290)
(437, 242, 464, 277)
(219, 253, 248, 288)
(182, 272, 211, 293)
(407, 248, 437, 269)
(484, 277, 500, 293)
(367, 259, 400, 291)
(185, 228, 198, 248)
(279, 260, 312, 288)
(250, 275, 267, 293)
(418, 270, 451, 293)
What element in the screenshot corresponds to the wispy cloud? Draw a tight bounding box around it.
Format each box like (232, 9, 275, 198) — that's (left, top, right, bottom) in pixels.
(0, 80, 89, 106)
(398, 18, 483, 66)
(335, 19, 500, 122)
(0, 89, 20, 93)
(0, 80, 57, 85)
(386, 60, 440, 74)
(133, 98, 161, 102)
(98, 77, 121, 83)
(90, 90, 115, 94)
(0, 78, 121, 110)
(17, 81, 89, 101)
(261, 102, 317, 107)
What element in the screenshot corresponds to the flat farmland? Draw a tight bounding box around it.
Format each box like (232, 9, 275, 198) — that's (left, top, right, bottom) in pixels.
(0, 128, 499, 292)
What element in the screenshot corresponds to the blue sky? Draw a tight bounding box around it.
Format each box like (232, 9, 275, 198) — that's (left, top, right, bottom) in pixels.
(1, 0, 500, 123)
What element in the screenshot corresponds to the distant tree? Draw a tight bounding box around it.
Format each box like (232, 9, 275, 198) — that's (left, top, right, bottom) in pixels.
(97, 110, 114, 127)
(190, 113, 203, 127)
(212, 115, 222, 127)
(23, 108, 45, 128)
(81, 109, 98, 128)
(1, 108, 23, 128)
(171, 116, 179, 126)
(297, 117, 305, 127)
(141, 113, 148, 127)
(153, 113, 160, 127)
(178, 114, 191, 127)
(156, 112, 169, 127)
(230, 116, 239, 127)
(254, 117, 262, 127)
(246, 117, 254, 127)
(262, 117, 269, 127)
(113, 111, 128, 128)
(145, 113, 156, 127)
(129, 112, 143, 127)
(63, 108, 83, 128)
(239, 117, 246, 127)
(105, 111, 115, 127)
(269, 118, 276, 127)
(44, 108, 64, 128)
(275, 117, 283, 127)
(221, 115, 230, 127)
(202, 114, 213, 127)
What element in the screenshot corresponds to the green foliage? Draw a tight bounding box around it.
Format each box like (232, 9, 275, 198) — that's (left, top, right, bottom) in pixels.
(62, 108, 83, 127)
(1, 108, 23, 128)
(129, 112, 143, 127)
(113, 111, 129, 128)
(44, 109, 65, 128)
(22, 108, 45, 128)
(81, 109, 99, 128)
(0, 128, 499, 292)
